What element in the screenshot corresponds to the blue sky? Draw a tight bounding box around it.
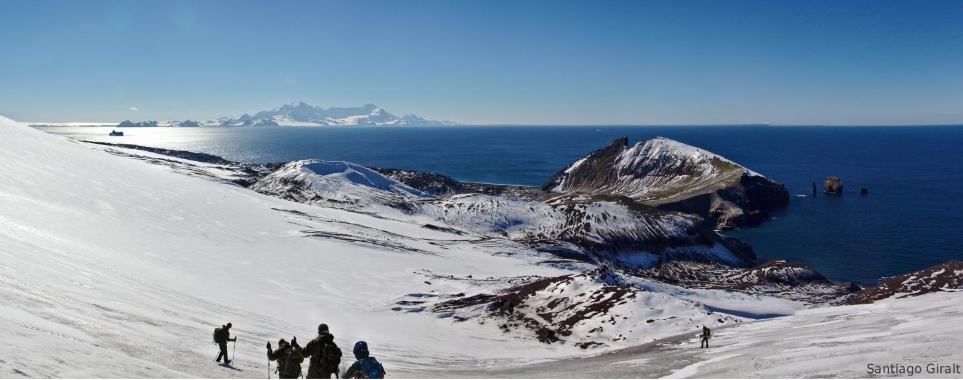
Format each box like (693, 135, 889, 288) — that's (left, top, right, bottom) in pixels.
(1, 0, 962, 125)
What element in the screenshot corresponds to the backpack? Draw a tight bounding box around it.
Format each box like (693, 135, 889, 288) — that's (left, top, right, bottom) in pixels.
(280, 348, 302, 378)
(354, 357, 384, 379)
(213, 327, 224, 343)
(321, 341, 342, 372)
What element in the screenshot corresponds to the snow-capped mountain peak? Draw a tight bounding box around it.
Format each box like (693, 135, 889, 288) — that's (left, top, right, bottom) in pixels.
(213, 101, 458, 127)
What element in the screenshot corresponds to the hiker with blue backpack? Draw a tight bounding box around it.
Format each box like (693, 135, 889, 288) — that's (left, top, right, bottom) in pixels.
(341, 341, 385, 379)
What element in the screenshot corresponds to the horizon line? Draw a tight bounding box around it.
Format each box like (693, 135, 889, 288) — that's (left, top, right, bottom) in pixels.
(23, 120, 963, 128)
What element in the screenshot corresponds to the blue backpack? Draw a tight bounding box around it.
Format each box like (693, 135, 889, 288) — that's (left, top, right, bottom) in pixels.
(354, 357, 384, 379)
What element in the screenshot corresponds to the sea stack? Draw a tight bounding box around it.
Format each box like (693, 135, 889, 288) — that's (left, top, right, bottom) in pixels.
(824, 176, 843, 194)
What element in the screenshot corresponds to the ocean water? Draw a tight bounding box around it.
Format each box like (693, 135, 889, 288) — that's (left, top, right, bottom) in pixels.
(39, 125, 963, 285)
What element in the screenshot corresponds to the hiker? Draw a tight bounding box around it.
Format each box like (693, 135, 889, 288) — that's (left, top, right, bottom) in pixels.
(302, 323, 342, 378)
(812, 182, 817, 196)
(341, 341, 385, 379)
(268, 338, 305, 379)
(214, 323, 237, 364)
(700, 325, 711, 348)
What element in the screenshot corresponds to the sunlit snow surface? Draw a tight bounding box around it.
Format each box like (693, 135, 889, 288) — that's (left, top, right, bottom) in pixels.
(434, 290, 963, 378)
(1, 115, 960, 378)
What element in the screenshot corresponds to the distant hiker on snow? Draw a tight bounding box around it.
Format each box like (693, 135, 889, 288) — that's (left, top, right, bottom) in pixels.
(214, 323, 237, 364)
(700, 325, 711, 348)
(302, 323, 342, 378)
(341, 341, 385, 379)
(268, 338, 305, 379)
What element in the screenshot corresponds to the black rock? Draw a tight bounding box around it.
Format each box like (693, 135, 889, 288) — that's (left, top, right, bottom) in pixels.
(824, 176, 843, 194)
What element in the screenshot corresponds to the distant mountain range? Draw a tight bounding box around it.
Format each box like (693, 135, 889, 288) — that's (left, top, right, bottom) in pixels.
(114, 101, 459, 127)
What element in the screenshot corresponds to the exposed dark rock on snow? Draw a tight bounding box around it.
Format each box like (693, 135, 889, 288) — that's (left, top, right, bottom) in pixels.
(730, 260, 833, 288)
(372, 168, 468, 195)
(636, 260, 858, 304)
(543, 137, 789, 230)
(860, 186, 869, 194)
(431, 266, 740, 346)
(845, 260, 963, 304)
(373, 167, 543, 199)
(824, 176, 843, 194)
(424, 193, 757, 269)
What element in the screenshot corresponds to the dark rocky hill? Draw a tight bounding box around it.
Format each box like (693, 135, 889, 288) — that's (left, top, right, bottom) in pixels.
(543, 137, 789, 229)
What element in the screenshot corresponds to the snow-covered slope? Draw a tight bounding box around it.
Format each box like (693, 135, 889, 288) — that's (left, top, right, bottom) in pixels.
(251, 160, 430, 214)
(430, 290, 963, 378)
(426, 266, 743, 349)
(250, 159, 754, 269)
(3, 113, 772, 377)
(0, 114, 582, 376)
(419, 194, 753, 269)
(544, 137, 790, 229)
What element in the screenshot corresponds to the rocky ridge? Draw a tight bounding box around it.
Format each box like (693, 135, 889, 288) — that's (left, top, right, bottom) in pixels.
(543, 137, 790, 230)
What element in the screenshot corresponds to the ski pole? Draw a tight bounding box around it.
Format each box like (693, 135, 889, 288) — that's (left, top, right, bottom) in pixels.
(232, 338, 237, 364)
(268, 361, 270, 379)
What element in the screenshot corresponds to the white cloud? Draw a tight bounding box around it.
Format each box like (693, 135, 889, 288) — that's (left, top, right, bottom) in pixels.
(130, 106, 138, 111)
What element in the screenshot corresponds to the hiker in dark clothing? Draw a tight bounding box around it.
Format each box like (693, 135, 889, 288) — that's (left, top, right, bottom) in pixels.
(700, 325, 711, 348)
(302, 324, 342, 378)
(215, 323, 237, 364)
(812, 182, 817, 196)
(268, 338, 305, 379)
(342, 341, 385, 379)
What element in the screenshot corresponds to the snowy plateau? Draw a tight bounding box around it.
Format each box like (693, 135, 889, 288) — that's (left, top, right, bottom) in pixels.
(1, 114, 962, 378)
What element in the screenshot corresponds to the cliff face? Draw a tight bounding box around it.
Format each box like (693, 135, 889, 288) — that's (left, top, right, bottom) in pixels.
(543, 137, 789, 230)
